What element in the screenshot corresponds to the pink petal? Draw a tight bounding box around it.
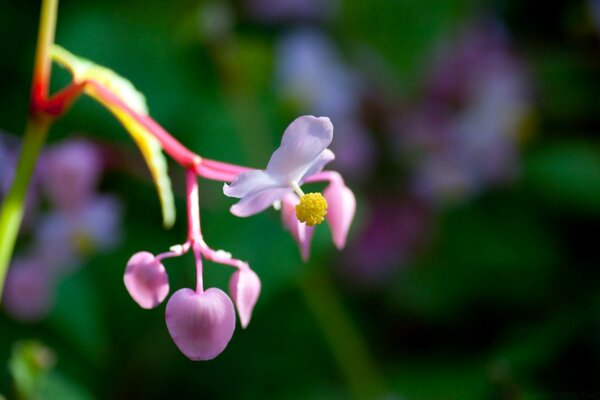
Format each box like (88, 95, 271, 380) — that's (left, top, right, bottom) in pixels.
(124, 252, 169, 309)
(281, 194, 314, 261)
(230, 187, 291, 217)
(229, 268, 261, 328)
(267, 115, 333, 182)
(165, 288, 236, 361)
(223, 170, 275, 198)
(323, 179, 356, 249)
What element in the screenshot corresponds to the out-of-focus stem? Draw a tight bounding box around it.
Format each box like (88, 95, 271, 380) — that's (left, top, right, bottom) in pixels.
(31, 0, 58, 104)
(0, 119, 50, 300)
(0, 0, 58, 301)
(298, 266, 387, 399)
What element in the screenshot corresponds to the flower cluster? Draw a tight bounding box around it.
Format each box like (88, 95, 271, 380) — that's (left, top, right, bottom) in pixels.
(123, 115, 355, 360)
(2, 13, 355, 359)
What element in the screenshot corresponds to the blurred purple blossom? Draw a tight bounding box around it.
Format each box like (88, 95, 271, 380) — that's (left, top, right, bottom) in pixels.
(393, 22, 532, 206)
(1, 136, 123, 321)
(275, 29, 375, 179)
(344, 199, 430, 285)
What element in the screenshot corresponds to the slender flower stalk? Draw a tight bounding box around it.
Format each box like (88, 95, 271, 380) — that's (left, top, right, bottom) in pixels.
(0, 0, 59, 301)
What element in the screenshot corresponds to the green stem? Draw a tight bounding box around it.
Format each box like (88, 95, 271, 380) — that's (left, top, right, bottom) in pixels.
(0, 0, 58, 300)
(0, 119, 50, 300)
(298, 266, 387, 399)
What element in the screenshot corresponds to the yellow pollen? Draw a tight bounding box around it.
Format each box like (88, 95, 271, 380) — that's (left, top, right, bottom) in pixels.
(295, 193, 328, 226)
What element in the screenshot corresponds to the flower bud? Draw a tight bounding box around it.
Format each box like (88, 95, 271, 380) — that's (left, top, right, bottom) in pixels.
(229, 267, 261, 328)
(124, 251, 169, 309)
(165, 288, 236, 360)
(323, 179, 356, 249)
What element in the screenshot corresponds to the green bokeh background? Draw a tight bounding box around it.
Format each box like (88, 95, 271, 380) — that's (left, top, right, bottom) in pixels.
(2, 0, 600, 398)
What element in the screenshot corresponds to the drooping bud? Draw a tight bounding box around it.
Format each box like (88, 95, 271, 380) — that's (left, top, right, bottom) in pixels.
(295, 192, 327, 226)
(124, 251, 169, 309)
(323, 179, 356, 249)
(165, 288, 236, 361)
(229, 267, 261, 328)
(281, 194, 314, 261)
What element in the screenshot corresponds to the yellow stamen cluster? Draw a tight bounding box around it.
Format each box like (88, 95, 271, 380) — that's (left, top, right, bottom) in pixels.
(295, 193, 328, 226)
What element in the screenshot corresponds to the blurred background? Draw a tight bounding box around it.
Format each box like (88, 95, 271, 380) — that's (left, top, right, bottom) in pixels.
(1, 0, 600, 398)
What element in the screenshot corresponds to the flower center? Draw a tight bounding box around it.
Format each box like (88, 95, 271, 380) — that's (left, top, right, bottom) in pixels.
(295, 193, 328, 226)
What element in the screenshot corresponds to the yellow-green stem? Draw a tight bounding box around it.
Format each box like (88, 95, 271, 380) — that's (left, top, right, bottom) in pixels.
(0, 0, 58, 300)
(298, 266, 388, 399)
(0, 119, 50, 300)
(33, 0, 58, 96)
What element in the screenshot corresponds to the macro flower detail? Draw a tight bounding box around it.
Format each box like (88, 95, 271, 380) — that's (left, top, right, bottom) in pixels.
(224, 115, 334, 220)
(124, 251, 169, 310)
(224, 115, 356, 261)
(165, 287, 236, 361)
(229, 267, 261, 329)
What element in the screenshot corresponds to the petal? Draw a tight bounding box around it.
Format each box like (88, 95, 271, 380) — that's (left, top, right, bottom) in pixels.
(230, 187, 291, 217)
(299, 149, 335, 183)
(229, 268, 261, 329)
(281, 194, 314, 261)
(267, 116, 333, 182)
(124, 251, 169, 309)
(165, 288, 236, 361)
(323, 179, 356, 249)
(223, 170, 276, 199)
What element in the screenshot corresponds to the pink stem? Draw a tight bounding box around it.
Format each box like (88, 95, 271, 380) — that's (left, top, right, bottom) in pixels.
(186, 168, 201, 242)
(198, 242, 248, 270)
(193, 242, 204, 294)
(155, 242, 191, 262)
(90, 82, 201, 168)
(90, 80, 256, 183)
(201, 159, 253, 175)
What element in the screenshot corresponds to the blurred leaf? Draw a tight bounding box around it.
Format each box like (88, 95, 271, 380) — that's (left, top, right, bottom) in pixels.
(525, 140, 600, 213)
(49, 270, 109, 365)
(8, 341, 55, 400)
(37, 372, 94, 400)
(51, 45, 175, 229)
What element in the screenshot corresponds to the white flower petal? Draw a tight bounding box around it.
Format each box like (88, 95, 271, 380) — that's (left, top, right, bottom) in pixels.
(230, 187, 292, 217)
(300, 149, 335, 183)
(266, 115, 333, 182)
(223, 170, 277, 198)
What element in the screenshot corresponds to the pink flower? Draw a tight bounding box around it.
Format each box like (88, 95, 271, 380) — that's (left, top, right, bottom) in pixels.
(165, 288, 236, 361)
(223, 115, 334, 217)
(229, 267, 261, 329)
(124, 251, 169, 309)
(323, 177, 356, 249)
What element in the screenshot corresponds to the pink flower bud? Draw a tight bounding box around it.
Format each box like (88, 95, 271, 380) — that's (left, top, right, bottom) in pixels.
(229, 267, 261, 328)
(165, 288, 236, 361)
(124, 251, 169, 309)
(323, 178, 356, 249)
(281, 194, 314, 261)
